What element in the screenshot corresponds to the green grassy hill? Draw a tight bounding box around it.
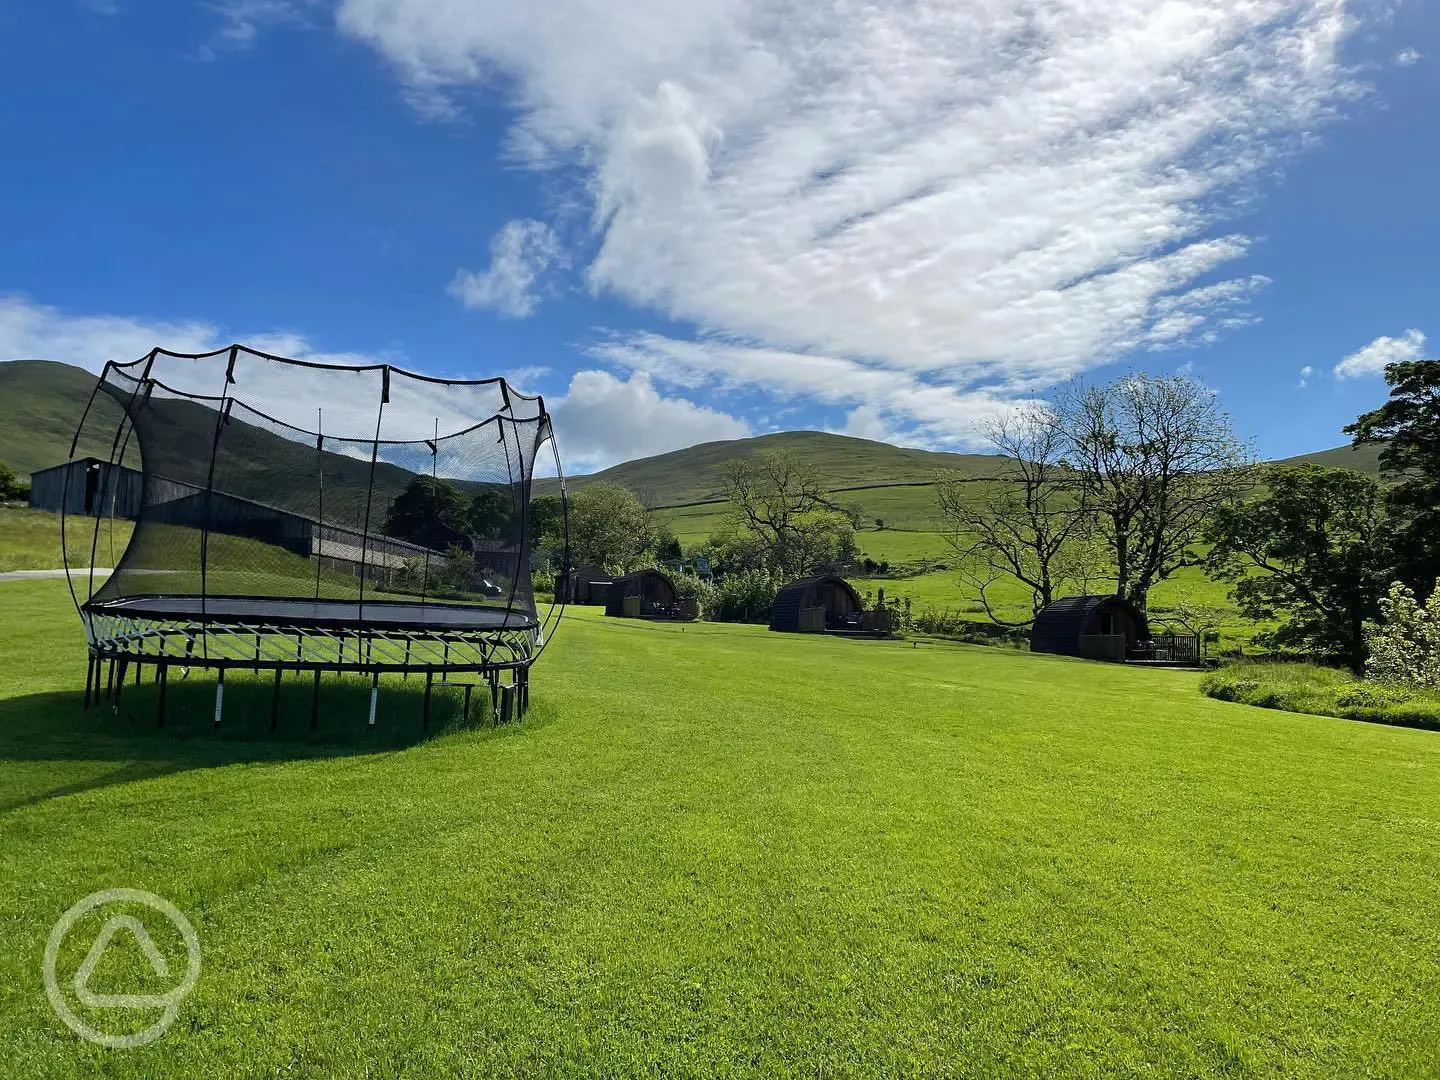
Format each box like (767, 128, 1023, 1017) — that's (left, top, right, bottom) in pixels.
(4, 359, 1385, 495)
(1274, 441, 1386, 474)
(0, 360, 128, 475)
(547, 430, 1010, 506)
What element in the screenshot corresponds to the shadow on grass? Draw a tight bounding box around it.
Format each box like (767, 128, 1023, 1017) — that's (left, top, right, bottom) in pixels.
(0, 670, 506, 812)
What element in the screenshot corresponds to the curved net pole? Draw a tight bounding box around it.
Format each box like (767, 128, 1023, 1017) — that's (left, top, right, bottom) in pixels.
(532, 426, 569, 660)
(84, 356, 152, 612)
(313, 408, 325, 601)
(494, 410, 525, 628)
(423, 417, 438, 605)
(104, 415, 141, 571)
(356, 367, 389, 623)
(198, 346, 240, 661)
(60, 364, 110, 620)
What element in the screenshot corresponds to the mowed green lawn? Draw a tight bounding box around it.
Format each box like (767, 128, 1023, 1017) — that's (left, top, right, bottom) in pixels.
(1, 580, 1438, 1077)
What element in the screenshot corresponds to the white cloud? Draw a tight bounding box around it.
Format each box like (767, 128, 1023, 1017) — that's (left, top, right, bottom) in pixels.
(0, 295, 741, 473)
(1334, 329, 1428, 378)
(339, 0, 1366, 431)
(0, 295, 530, 450)
(550, 369, 751, 471)
(0, 294, 220, 368)
(448, 219, 562, 318)
(1297, 363, 1315, 387)
(591, 332, 1020, 449)
(1395, 48, 1421, 67)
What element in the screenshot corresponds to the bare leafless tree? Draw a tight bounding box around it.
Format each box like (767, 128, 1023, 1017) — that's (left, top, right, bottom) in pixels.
(718, 451, 857, 579)
(1052, 373, 1254, 609)
(935, 403, 1091, 624)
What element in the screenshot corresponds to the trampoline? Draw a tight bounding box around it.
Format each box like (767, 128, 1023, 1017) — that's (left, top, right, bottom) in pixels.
(64, 344, 569, 730)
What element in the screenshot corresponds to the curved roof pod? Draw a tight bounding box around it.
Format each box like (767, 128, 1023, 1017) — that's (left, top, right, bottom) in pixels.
(604, 568, 687, 619)
(1030, 595, 1149, 661)
(769, 575, 862, 632)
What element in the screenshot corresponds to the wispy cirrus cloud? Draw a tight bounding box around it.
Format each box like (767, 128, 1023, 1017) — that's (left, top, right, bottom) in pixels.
(1334, 328, 1428, 378)
(338, 0, 1370, 441)
(197, 0, 324, 59)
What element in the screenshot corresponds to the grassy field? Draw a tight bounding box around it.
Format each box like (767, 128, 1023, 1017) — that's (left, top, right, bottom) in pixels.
(0, 507, 134, 572)
(1, 578, 1438, 1076)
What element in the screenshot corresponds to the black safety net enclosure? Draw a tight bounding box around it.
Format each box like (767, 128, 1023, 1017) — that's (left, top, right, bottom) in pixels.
(64, 345, 568, 730)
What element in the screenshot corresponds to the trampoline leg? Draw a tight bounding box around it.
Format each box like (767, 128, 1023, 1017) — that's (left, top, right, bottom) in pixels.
(368, 673, 378, 729)
(84, 655, 94, 709)
(422, 671, 433, 734)
(213, 669, 224, 730)
(403, 639, 410, 677)
(157, 664, 168, 729)
(115, 660, 127, 706)
(105, 659, 114, 702)
(269, 668, 282, 734)
(310, 670, 321, 731)
(462, 684, 473, 725)
(135, 660, 142, 687)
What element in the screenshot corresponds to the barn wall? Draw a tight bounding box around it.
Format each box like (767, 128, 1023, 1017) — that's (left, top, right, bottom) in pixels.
(29, 461, 146, 518)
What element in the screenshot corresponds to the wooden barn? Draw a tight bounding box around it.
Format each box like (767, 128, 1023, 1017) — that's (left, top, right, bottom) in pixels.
(770, 575, 870, 633)
(29, 458, 147, 518)
(604, 568, 693, 620)
(1030, 595, 1149, 662)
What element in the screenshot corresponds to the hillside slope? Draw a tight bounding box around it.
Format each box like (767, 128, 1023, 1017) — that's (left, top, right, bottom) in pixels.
(3, 359, 1387, 503)
(551, 430, 1009, 505)
(1274, 442, 1386, 474)
(0, 360, 123, 475)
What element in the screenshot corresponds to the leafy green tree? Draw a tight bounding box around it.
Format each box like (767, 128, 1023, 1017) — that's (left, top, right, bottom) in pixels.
(528, 494, 565, 552)
(1347, 359, 1440, 598)
(467, 488, 515, 540)
(653, 527, 683, 563)
(383, 476, 469, 549)
(569, 483, 655, 572)
(1205, 465, 1389, 672)
(0, 462, 28, 501)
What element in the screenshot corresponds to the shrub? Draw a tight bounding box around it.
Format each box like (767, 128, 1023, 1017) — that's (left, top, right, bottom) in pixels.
(671, 572, 716, 619)
(908, 607, 1029, 648)
(1366, 579, 1440, 689)
(0, 463, 28, 502)
(705, 570, 777, 623)
(1200, 660, 1440, 732)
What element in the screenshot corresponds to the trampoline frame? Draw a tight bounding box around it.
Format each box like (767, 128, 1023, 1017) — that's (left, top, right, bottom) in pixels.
(63, 345, 570, 732)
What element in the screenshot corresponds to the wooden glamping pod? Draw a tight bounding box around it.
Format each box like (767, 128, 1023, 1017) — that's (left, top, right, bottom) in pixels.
(1030, 595, 1148, 662)
(559, 564, 614, 605)
(770, 575, 874, 634)
(604, 568, 695, 620)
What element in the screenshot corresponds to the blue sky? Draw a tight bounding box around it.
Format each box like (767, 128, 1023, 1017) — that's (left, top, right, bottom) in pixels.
(0, 0, 1435, 471)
